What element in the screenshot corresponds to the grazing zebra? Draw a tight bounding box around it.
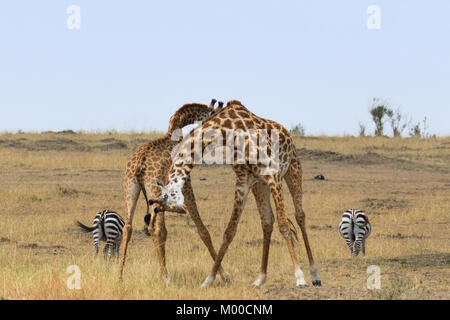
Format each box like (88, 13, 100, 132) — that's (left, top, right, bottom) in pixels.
(76, 210, 125, 259)
(339, 209, 371, 256)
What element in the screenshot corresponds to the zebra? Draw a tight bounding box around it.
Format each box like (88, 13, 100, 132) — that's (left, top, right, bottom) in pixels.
(339, 209, 371, 256)
(76, 210, 125, 259)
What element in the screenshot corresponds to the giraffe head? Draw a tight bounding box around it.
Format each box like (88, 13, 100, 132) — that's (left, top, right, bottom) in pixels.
(155, 177, 185, 207)
(167, 99, 218, 134)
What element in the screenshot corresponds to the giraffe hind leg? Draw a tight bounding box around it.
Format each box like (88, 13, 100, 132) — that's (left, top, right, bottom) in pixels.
(284, 159, 321, 286)
(119, 178, 141, 280)
(265, 177, 308, 287)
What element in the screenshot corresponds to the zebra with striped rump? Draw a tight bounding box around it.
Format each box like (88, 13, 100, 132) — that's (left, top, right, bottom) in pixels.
(339, 209, 371, 256)
(76, 210, 125, 259)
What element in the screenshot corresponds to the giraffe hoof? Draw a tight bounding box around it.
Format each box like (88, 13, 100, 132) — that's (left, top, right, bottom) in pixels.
(200, 276, 214, 289)
(251, 274, 266, 288)
(312, 280, 322, 287)
(222, 273, 233, 285)
(296, 277, 308, 287)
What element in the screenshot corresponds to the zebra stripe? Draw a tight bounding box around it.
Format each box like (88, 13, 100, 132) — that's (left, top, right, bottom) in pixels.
(77, 210, 125, 259)
(339, 209, 371, 256)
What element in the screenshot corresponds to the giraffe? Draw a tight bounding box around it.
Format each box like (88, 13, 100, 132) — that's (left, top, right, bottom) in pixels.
(149, 100, 322, 288)
(119, 99, 231, 284)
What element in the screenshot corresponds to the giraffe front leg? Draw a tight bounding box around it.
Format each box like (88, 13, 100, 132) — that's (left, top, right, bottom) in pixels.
(201, 171, 250, 288)
(251, 182, 274, 288)
(150, 210, 169, 284)
(182, 178, 232, 284)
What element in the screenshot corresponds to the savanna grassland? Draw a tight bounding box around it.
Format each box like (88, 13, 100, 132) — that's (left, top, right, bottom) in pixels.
(0, 131, 449, 300)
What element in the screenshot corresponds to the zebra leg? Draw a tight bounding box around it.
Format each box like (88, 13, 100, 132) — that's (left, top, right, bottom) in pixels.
(115, 239, 122, 261)
(93, 227, 102, 258)
(94, 238, 99, 258)
(353, 239, 362, 257)
(105, 239, 115, 260)
(362, 238, 366, 256)
(347, 240, 354, 256)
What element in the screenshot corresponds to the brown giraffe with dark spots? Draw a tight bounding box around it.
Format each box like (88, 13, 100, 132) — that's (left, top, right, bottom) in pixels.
(119, 99, 231, 284)
(150, 100, 321, 288)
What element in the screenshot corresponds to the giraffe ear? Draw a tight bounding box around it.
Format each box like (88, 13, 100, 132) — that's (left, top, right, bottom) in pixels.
(155, 179, 164, 189)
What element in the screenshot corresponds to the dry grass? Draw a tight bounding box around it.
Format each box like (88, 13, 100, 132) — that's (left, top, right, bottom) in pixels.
(0, 132, 449, 300)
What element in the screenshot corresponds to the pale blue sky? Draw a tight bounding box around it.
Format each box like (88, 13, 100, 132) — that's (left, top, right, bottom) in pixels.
(1, 1, 449, 135)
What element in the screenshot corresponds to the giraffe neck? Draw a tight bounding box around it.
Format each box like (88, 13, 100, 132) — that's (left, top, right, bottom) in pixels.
(166, 103, 210, 135)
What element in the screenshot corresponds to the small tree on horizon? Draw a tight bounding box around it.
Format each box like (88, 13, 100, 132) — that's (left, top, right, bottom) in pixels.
(388, 108, 409, 137)
(369, 98, 393, 136)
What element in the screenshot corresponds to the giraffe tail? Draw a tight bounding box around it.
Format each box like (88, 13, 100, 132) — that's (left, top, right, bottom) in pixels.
(143, 213, 152, 237)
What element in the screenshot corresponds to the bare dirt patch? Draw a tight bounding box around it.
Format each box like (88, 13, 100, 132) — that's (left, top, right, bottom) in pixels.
(297, 148, 406, 165)
(93, 140, 128, 151)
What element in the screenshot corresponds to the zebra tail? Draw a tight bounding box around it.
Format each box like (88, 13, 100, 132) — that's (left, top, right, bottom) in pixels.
(76, 221, 96, 233)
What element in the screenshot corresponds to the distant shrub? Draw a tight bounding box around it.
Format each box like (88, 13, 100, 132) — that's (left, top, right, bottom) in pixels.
(388, 108, 409, 137)
(358, 122, 367, 137)
(290, 123, 306, 137)
(409, 117, 429, 138)
(369, 98, 393, 136)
